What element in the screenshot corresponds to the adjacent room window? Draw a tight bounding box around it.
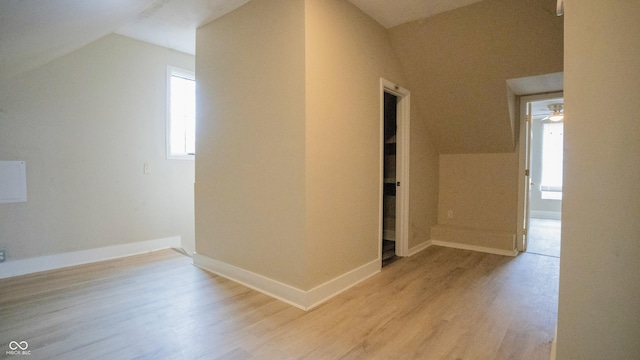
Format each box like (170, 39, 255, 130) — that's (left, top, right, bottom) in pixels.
(167, 67, 195, 159)
(540, 121, 564, 200)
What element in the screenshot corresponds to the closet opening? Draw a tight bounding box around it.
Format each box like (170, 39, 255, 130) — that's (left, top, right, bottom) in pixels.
(379, 78, 410, 267)
(382, 91, 399, 267)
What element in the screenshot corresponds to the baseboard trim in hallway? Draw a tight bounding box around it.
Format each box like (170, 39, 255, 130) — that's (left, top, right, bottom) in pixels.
(193, 253, 380, 311)
(0, 236, 181, 279)
(430, 239, 519, 257)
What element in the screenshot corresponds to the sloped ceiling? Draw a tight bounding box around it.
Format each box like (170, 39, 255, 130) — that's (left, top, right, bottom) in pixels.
(0, 0, 249, 79)
(388, 0, 563, 153)
(0, 0, 488, 80)
(1, 0, 562, 154)
(348, 0, 486, 28)
(114, 0, 250, 54)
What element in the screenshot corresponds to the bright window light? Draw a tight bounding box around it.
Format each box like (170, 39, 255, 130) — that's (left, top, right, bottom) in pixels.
(167, 67, 195, 159)
(540, 122, 563, 200)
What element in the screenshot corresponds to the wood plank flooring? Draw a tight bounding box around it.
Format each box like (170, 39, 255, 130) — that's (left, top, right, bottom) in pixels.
(527, 218, 561, 258)
(0, 247, 559, 359)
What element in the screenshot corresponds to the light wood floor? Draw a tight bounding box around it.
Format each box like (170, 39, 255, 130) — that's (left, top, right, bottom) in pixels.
(0, 247, 559, 360)
(528, 218, 561, 258)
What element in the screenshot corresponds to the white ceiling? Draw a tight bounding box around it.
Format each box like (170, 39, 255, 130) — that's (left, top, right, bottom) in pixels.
(348, 0, 486, 28)
(0, 0, 249, 78)
(0, 0, 484, 79)
(531, 98, 565, 120)
(114, 0, 250, 54)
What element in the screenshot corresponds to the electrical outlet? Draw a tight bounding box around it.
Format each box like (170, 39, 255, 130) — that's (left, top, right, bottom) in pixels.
(0, 249, 6, 262)
(447, 210, 454, 219)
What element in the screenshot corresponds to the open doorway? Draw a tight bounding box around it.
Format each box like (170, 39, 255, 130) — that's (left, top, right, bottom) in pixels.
(518, 93, 563, 257)
(379, 79, 410, 267)
(382, 91, 398, 266)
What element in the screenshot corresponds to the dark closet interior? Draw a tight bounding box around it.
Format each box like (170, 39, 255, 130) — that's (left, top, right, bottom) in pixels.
(382, 92, 398, 267)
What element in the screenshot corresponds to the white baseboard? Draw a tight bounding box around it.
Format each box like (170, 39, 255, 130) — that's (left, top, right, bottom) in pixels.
(530, 210, 562, 220)
(408, 240, 432, 256)
(0, 237, 181, 279)
(430, 240, 519, 257)
(430, 224, 516, 254)
(193, 253, 380, 311)
(192, 254, 308, 309)
(305, 259, 380, 310)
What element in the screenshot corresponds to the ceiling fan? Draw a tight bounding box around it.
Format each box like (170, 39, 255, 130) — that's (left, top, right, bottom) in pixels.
(541, 103, 564, 122)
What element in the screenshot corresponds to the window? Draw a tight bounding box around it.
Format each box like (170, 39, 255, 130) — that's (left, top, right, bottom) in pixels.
(540, 121, 564, 200)
(167, 67, 195, 159)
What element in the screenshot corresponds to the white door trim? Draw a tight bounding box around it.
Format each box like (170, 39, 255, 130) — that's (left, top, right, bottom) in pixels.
(517, 91, 563, 251)
(380, 78, 410, 258)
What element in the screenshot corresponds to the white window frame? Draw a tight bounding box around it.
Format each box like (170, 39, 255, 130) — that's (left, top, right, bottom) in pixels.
(166, 66, 196, 160)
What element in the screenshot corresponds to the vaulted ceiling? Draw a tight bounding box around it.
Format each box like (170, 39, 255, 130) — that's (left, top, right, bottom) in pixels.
(0, 0, 484, 79)
(0, 0, 563, 153)
(0, 0, 249, 78)
(348, 0, 485, 28)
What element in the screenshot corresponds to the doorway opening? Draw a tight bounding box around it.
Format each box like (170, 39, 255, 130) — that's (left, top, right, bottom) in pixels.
(517, 93, 563, 257)
(380, 79, 410, 267)
(382, 91, 398, 266)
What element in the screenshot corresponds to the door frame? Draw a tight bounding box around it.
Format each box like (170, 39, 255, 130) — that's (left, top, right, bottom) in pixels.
(516, 91, 563, 251)
(379, 78, 410, 258)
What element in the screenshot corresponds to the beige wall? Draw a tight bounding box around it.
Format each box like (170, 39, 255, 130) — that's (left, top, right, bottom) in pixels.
(433, 153, 518, 250)
(389, 0, 564, 154)
(389, 0, 563, 250)
(437, 153, 519, 232)
(196, 0, 439, 290)
(304, 0, 438, 287)
(408, 99, 440, 249)
(195, 0, 308, 288)
(0, 34, 195, 260)
(557, 1, 640, 358)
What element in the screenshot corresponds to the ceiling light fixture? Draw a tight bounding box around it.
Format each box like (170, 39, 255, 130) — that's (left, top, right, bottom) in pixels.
(546, 103, 564, 122)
